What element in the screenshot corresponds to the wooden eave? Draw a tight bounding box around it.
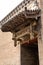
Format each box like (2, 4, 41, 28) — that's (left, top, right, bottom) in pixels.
(1, 9, 41, 32)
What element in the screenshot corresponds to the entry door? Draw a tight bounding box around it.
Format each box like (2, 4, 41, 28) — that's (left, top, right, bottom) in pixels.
(21, 44, 39, 65)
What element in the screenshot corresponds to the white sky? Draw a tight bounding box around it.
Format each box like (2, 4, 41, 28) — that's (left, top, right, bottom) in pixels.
(0, 0, 23, 21)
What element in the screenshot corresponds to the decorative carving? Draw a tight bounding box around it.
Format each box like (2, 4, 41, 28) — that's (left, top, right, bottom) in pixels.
(12, 18, 40, 46)
(0, 0, 41, 47)
(16, 26, 30, 39)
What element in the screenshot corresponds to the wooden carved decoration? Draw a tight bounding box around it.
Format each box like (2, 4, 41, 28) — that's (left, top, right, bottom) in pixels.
(0, 0, 41, 47)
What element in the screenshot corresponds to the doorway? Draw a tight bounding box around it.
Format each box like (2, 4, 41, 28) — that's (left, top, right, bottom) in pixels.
(21, 42, 39, 65)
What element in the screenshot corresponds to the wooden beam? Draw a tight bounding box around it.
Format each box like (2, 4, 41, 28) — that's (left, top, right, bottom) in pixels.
(30, 24, 34, 39)
(16, 26, 30, 39)
(22, 37, 38, 45)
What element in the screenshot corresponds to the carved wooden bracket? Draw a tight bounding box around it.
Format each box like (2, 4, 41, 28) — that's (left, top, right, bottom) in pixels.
(12, 18, 40, 47)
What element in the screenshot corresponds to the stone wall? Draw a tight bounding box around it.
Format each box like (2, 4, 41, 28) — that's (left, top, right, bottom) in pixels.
(38, 0, 43, 65)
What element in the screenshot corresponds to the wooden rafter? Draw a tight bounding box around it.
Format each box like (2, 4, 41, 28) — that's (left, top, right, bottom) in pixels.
(1, 10, 41, 32)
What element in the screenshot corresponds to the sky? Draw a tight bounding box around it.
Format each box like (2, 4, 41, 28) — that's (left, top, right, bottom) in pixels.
(0, 0, 23, 21)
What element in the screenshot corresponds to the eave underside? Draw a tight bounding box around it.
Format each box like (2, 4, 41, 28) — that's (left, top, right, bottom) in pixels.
(1, 10, 41, 32)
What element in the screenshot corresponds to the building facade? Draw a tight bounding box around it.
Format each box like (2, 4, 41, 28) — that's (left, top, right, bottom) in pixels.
(0, 0, 43, 65)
